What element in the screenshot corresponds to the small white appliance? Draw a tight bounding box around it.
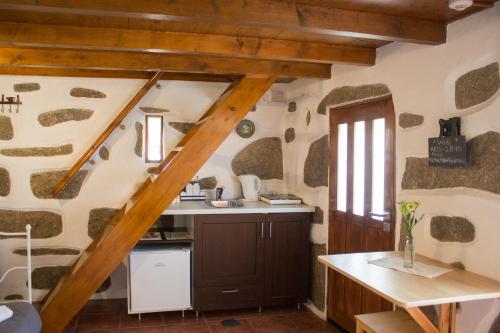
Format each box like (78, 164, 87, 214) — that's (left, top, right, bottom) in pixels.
(238, 174, 261, 201)
(128, 245, 191, 314)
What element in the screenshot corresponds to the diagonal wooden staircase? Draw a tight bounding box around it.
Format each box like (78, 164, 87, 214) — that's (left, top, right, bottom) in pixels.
(40, 75, 275, 333)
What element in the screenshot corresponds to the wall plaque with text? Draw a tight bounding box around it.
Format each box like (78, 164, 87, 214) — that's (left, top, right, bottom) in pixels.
(428, 136, 466, 167)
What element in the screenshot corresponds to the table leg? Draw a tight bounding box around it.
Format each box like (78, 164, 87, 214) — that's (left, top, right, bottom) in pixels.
(407, 304, 455, 333)
(450, 303, 457, 333)
(406, 307, 439, 333)
(439, 304, 450, 332)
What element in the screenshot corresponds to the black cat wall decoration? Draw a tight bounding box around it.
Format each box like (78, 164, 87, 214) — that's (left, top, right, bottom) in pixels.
(428, 117, 467, 167)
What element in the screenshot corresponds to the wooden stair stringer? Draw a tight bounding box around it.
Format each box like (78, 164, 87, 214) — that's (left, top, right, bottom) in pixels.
(39, 75, 275, 333)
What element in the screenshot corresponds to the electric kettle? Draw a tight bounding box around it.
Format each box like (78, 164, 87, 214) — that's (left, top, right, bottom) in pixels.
(237, 174, 261, 201)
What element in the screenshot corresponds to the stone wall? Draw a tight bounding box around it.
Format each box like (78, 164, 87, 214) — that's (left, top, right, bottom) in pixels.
(282, 5, 500, 330)
(0, 78, 286, 301)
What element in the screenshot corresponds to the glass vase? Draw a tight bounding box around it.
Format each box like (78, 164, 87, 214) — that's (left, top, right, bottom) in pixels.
(404, 236, 415, 268)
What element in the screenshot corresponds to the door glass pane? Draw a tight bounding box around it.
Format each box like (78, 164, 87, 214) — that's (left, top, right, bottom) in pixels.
(145, 115, 163, 162)
(337, 123, 348, 212)
(353, 121, 365, 216)
(371, 118, 385, 221)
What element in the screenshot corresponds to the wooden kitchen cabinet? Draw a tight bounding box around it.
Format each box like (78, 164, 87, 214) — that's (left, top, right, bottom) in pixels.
(193, 212, 310, 311)
(264, 213, 309, 306)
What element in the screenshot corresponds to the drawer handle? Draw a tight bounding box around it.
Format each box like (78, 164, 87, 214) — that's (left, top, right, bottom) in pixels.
(154, 263, 167, 267)
(221, 289, 239, 294)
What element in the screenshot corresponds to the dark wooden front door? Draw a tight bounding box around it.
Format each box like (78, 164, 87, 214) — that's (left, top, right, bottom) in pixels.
(327, 96, 396, 332)
(264, 213, 309, 306)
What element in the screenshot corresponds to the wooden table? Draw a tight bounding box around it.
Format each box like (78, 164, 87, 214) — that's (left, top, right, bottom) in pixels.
(319, 252, 500, 333)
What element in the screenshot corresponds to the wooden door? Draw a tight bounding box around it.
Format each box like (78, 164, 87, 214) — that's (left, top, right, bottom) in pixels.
(264, 213, 309, 306)
(194, 214, 265, 287)
(327, 97, 396, 332)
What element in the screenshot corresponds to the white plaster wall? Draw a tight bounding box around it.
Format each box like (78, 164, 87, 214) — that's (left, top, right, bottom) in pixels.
(0, 78, 285, 301)
(283, 4, 500, 331)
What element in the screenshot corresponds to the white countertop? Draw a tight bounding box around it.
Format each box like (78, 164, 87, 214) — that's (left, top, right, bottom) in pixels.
(163, 200, 315, 215)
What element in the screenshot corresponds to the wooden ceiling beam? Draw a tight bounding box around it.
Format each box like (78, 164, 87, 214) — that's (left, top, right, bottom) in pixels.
(0, 0, 446, 45)
(0, 66, 298, 83)
(0, 22, 375, 65)
(0, 47, 331, 79)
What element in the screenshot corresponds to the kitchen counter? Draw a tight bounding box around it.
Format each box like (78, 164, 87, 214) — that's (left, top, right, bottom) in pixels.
(163, 200, 315, 215)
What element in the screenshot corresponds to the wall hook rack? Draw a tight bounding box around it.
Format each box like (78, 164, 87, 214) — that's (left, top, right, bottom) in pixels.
(0, 94, 22, 113)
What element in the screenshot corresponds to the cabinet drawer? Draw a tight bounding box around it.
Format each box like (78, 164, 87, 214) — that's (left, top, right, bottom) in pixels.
(194, 284, 263, 311)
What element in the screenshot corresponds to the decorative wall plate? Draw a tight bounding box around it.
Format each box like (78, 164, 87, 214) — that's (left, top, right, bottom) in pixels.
(236, 119, 255, 138)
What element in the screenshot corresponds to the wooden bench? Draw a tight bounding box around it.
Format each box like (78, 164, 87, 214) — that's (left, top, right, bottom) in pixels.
(355, 310, 425, 333)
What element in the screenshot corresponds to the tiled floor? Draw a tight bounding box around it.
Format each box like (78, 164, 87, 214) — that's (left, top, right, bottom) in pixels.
(60, 299, 342, 333)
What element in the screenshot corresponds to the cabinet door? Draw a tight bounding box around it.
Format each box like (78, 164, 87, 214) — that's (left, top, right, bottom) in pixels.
(194, 214, 265, 288)
(264, 213, 310, 306)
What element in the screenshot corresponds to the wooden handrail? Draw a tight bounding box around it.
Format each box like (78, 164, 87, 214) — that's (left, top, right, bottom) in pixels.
(51, 71, 162, 197)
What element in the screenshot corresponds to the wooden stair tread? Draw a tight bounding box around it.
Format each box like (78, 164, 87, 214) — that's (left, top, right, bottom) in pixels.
(39, 75, 275, 333)
(355, 310, 425, 333)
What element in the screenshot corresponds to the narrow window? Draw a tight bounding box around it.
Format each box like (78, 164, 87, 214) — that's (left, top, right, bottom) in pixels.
(145, 115, 163, 163)
(336, 123, 348, 212)
(352, 121, 365, 216)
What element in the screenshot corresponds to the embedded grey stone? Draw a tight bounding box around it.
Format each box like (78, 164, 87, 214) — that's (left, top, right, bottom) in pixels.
(450, 262, 466, 270)
(31, 170, 88, 199)
(139, 106, 169, 113)
(14, 248, 80, 256)
(455, 62, 499, 110)
(317, 84, 390, 115)
(0, 167, 10, 197)
(285, 128, 295, 143)
(490, 312, 500, 333)
(99, 146, 109, 160)
(430, 216, 475, 243)
(135, 122, 143, 157)
(399, 113, 424, 129)
(288, 102, 297, 112)
(309, 243, 326, 311)
(304, 135, 329, 187)
(231, 137, 283, 180)
(96, 277, 112, 293)
(70, 87, 106, 98)
(147, 166, 158, 174)
(38, 108, 93, 127)
(402, 131, 500, 195)
(31, 266, 69, 289)
(13, 83, 40, 92)
(250, 105, 257, 112)
(169, 122, 195, 134)
(306, 110, 311, 126)
(0, 116, 14, 140)
(88, 208, 120, 240)
(313, 206, 324, 224)
(0, 144, 73, 157)
(4, 294, 23, 301)
(0, 210, 62, 239)
(198, 176, 217, 190)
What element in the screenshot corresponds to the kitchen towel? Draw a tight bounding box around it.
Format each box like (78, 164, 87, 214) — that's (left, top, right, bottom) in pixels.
(0, 305, 13, 324)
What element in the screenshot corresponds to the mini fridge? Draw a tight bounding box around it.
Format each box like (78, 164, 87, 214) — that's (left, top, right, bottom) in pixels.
(127, 245, 191, 314)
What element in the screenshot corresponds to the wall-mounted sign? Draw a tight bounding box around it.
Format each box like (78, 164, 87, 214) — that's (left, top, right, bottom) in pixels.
(428, 136, 466, 167)
(428, 117, 466, 167)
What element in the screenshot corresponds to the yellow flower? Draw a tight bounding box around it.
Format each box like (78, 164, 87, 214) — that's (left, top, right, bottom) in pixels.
(406, 201, 419, 213)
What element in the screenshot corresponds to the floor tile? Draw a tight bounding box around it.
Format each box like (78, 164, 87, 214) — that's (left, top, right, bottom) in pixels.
(163, 311, 204, 326)
(75, 313, 120, 332)
(286, 312, 335, 331)
(249, 315, 298, 333)
(80, 299, 123, 315)
(120, 326, 165, 333)
(208, 319, 254, 333)
(120, 313, 141, 328)
(138, 312, 165, 327)
(164, 323, 211, 333)
(203, 308, 261, 322)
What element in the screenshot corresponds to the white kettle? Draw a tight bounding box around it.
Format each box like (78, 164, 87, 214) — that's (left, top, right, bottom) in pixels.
(238, 174, 261, 201)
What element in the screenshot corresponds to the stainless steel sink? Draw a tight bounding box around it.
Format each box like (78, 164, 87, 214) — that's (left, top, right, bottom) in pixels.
(207, 200, 244, 208)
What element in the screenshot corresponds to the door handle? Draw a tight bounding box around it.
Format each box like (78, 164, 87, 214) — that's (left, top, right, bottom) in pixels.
(221, 289, 239, 294)
(269, 222, 272, 238)
(369, 211, 391, 220)
(261, 222, 264, 239)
